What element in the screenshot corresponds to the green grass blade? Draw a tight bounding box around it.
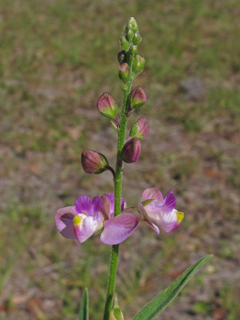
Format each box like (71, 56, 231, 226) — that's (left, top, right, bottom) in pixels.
(132, 255, 213, 320)
(79, 288, 89, 320)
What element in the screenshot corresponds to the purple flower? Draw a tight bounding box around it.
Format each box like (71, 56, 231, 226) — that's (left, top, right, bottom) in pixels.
(55, 194, 139, 245)
(139, 188, 184, 234)
(55, 196, 104, 243)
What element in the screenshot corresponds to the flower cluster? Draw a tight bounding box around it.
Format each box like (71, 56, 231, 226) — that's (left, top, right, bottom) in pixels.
(55, 189, 184, 245)
(55, 16, 184, 247)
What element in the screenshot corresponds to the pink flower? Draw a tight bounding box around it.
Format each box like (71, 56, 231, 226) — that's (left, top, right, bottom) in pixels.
(139, 188, 184, 234)
(55, 196, 104, 243)
(55, 194, 139, 245)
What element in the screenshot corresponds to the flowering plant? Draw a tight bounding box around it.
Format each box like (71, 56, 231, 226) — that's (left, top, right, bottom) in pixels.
(55, 17, 211, 320)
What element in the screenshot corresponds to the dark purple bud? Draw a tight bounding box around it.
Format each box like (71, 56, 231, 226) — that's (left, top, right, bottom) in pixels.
(118, 50, 126, 64)
(97, 93, 118, 120)
(81, 150, 109, 174)
(130, 87, 147, 109)
(130, 117, 149, 140)
(121, 138, 141, 163)
(119, 63, 129, 84)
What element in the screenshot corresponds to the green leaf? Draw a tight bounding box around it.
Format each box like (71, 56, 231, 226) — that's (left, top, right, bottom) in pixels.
(79, 288, 89, 320)
(132, 255, 213, 320)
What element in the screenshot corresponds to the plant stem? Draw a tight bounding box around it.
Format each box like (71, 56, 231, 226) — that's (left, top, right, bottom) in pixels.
(103, 62, 133, 320)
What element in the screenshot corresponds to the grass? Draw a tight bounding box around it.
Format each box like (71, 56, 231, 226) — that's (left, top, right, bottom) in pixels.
(1, 0, 240, 319)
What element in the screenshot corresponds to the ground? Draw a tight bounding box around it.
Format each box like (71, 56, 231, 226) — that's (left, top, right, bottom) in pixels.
(0, 1, 240, 319)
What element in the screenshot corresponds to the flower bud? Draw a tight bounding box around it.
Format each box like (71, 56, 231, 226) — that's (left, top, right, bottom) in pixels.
(97, 93, 118, 120)
(126, 29, 134, 42)
(130, 117, 149, 140)
(132, 33, 142, 45)
(133, 55, 145, 76)
(121, 138, 141, 163)
(128, 17, 139, 34)
(120, 36, 130, 52)
(109, 292, 124, 320)
(130, 87, 147, 109)
(81, 150, 109, 174)
(119, 63, 129, 84)
(118, 50, 126, 64)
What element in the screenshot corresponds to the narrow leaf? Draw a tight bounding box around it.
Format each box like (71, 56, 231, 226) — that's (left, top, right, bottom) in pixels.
(132, 255, 212, 320)
(79, 288, 89, 320)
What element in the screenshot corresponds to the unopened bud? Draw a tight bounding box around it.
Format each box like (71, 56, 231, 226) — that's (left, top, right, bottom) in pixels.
(118, 50, 126, 64)
(132, 33, 142, 45)
(119, 63, 129, 84)
(133, 55, 145, 76)
(127, 29, 134, 42)
(109, 292, 124, 320)
(81, 150, 109, 174)
(120, 37, 130, 52)
(128, 17, 138, 34)
(130, 87, 147, 109)
(121, 138, 141, 163)
(130, 117, 149, 140)
(97, 93, 118, 120)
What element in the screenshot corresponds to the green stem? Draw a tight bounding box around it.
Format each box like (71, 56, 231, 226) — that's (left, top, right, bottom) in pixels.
(103, 63, 133, 320)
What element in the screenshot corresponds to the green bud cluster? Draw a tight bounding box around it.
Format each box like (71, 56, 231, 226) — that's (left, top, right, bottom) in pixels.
(118, 17, 144, 86)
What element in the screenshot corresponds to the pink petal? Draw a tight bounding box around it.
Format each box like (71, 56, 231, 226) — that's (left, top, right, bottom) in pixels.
(75, 196, 93, 215)
(103, 193, 126, 218)
(92, 196, 102, 213)
(100, 213, 139, 245)
(161, 190, 176, 213)
(153, 209, 184, 233)
(138, 204, 159, 234)
(142, 187, 164, 204)
(73, 215, 95, 243)
(55, 206, 77, 239)
(101, 194, 111, 219)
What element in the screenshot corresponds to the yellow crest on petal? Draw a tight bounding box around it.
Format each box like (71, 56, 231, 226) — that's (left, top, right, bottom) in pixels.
(73, 215, 83, 227)
(176, 211, 184, 223)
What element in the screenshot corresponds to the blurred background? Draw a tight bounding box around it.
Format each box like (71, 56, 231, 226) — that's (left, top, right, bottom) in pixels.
(1, 0, 240, 319)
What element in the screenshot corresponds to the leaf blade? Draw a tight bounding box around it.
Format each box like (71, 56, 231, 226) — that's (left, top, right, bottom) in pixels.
(132, 255, 212, 320)
(79, 288, 89, 320)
